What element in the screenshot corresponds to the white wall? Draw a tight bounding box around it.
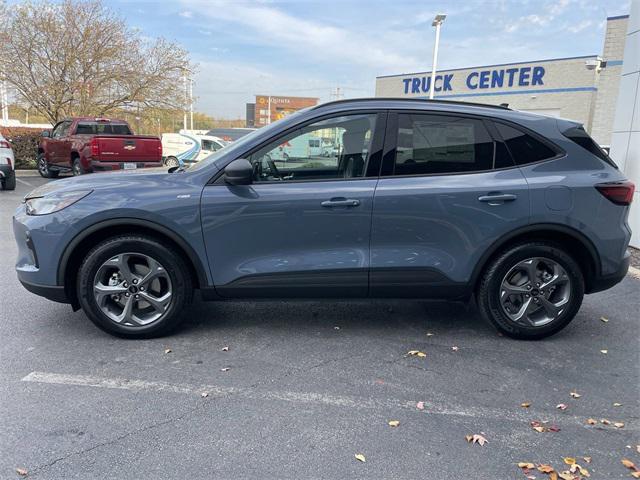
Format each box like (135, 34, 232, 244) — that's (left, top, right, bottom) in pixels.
(610, 0, 640, 247)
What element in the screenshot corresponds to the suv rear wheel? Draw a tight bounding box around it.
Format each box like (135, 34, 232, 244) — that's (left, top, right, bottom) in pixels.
(1, 171, 15, 190)
(77, 235, 193, 338)
(477, 241, 584, 339)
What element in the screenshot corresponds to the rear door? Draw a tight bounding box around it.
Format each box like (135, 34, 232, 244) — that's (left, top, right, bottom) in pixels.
(370, 111, 530, 298)
(200, 112, 385, 298)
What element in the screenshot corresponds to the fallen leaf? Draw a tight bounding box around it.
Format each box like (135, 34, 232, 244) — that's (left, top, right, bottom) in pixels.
(600, 349, 608, 354)
(587, 418, 597, 425)
(569, 391, 581, 399)
(221, 346, 229, 352)
(548, 425, 561, 432)
(416, 352, 426, 358)
(622, 459, 637, 470)
(538, 464, 555, 473)
(533, 426, 546, 433)
(613, 402, 622, 407)
(556, 403, 568, 410)
(558, 472, 574, 480)
(416, 401, 425, 410)
(600, 418, 611, 425)
(451, 346, 459, 351)
(583, 457, 592, 464)
(614, 422, 625, 429)
(465, 433, 488, 446)
(407, 350, 419, 355)
(550, 472, 559, 480)
(201, 392, 209, 398)
(600, 316, 609, 323)
(563, 457, 576, 465)
(16, 468, 28, 476)
(388, 420, 400, 427)
(521, 402, 531, 408)
(518, 462, 535, 469)
(164, 348, 172, 354)
(220, 367, 230, 372)
(426, 332, 434, 337)
(354, 453, 366, 463)
(632, 472, 640, 479)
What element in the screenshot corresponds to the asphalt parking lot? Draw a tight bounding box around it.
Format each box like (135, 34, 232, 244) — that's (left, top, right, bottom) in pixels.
(1, 175, 638, 479)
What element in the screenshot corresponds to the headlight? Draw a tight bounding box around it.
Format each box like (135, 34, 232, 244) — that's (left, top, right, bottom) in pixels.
(25, 190, 92, 215)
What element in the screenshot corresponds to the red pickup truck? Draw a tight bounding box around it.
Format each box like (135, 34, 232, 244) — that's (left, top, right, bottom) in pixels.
(37, 117, 163, 177)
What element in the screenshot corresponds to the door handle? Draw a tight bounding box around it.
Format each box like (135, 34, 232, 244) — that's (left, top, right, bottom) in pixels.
(321, 198, 360, 208)
(478, 193, 517, 205)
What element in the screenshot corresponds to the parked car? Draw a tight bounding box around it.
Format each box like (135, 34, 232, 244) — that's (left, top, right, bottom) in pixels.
(37, 117, 163, 177)
(161, 131, 227, 167)
(14, 99, 633, 339)
(0, 132, 16, 190)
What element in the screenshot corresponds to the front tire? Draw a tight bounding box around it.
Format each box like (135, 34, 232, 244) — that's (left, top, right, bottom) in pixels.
(477, 241, 584, 340)
(37, 153, 59, 178)
(77, 235, 193, 338)
(72, 158, 84, 176)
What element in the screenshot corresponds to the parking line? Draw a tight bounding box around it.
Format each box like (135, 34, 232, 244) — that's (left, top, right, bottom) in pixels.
(16, 177, 34, 187)
(22, 371, 636, 429)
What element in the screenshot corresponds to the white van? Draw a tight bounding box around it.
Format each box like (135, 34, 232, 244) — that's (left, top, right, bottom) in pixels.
(269, 134, 324, 161)
(161, 131, 227, 166)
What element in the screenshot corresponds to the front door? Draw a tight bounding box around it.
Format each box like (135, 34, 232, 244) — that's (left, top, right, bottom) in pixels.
(201, 112, 385, 298)
(370, 111, 530, 298)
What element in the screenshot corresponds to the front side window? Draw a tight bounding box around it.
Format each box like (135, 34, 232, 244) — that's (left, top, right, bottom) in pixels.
(392, 114, 495, 175)
(248, 114, 376, 182)
(495, 122, 557, 166)
(201, 140, 213, 151)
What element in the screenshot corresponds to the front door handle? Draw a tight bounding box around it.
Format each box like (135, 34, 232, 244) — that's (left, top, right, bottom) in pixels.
(478, 193, 517, 205)
(321, 197, 360, 208)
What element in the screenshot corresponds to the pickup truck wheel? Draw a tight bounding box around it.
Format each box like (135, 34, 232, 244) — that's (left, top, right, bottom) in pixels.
(37, 153, 59, 178)
(72, 158, 84, 176)
(477, 241, 584, 340)
(164, 156, 180, 168)
(2, 171, 16, 190)
(77, 235, 193, 338)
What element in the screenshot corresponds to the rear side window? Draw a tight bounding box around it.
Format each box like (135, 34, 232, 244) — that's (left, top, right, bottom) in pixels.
(495, 122, 557, 166)
(392, 114, 495, 175)
(563, 126, 617, 168)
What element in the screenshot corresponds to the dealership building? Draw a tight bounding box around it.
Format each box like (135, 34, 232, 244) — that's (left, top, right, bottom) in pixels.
(375, 15, 629, 146)
(246, 95, 318, 128)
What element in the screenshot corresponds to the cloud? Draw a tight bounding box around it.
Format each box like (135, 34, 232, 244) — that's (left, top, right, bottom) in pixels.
(504, 0, 573, 32)
(179, 10, 193, 18)
(568, 20, 593, 33)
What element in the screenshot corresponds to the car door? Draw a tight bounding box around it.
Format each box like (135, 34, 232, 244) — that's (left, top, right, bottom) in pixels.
(370, 111, 530, 298)
(49, 120, 72, 166)
(200, 112, 385, 298)
(46, 121, 65, 163)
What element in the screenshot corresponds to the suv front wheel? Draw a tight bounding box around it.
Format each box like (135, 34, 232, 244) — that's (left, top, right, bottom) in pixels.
(77, 235, 193, 338)
(477, 241, 585, 340)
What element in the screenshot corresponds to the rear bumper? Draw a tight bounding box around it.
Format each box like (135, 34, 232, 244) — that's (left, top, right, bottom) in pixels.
(19, 279, 69, 304)
(90, 160, 163, 171)
(587, 250, 630, 294)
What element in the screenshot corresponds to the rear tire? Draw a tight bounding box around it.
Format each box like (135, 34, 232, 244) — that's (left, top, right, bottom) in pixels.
(164, 156, 180, 168)
(2, 171, 16, 190)
(37, 153, 59, 178)
(72, 157, 84, 176)
(477, 241, 584, 340)
(77, 235, 193, 338)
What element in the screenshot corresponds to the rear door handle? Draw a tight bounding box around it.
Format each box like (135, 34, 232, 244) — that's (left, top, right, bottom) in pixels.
(478, 193, 517, 205)
(321, 198, 360, 208)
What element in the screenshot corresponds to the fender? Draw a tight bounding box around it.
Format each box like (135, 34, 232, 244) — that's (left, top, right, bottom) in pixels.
(469, 223, 601, 287)
(57, 217, 210, 287)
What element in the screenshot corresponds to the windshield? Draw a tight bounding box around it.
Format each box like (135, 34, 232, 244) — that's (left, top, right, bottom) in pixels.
(188, 111, 307, 172)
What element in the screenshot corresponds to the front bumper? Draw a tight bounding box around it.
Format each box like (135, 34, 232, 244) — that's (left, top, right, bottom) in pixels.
(587, 250, 630, 294)
(19, 279, 69, 304)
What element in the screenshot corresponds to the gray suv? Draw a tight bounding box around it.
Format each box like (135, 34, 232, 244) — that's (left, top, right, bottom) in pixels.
(13, 99, 634, 339)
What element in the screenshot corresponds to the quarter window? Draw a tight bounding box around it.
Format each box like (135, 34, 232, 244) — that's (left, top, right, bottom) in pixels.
(248, 114, 376, 182)
(495, 122, 557, 165)
(392, 114, 495, 175)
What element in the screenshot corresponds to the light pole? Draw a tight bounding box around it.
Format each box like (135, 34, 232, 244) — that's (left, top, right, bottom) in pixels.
(429, 13, 446, 100)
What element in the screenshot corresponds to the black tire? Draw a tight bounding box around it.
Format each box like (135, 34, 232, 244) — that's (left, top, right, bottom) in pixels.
(164, 156, 180, 168)
(72, 157, 85, 176)
(477, 241, 584, 340)
(37, 153, 59, 178)
(2, 171, 16, 190)
(77, 235, 193, 338)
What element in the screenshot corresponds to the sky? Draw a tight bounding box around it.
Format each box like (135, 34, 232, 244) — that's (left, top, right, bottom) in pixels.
(108, 0, 630, 118)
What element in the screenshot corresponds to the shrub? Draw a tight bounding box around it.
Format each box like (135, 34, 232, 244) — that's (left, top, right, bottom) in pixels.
(0, 127, 42, 169)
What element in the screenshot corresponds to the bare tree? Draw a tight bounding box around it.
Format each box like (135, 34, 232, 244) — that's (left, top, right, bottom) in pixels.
(0, 0, 194, 124)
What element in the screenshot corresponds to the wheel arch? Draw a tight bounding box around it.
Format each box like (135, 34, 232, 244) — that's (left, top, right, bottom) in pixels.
(471, 223, 600, 293)
(58, 218, 209, 308)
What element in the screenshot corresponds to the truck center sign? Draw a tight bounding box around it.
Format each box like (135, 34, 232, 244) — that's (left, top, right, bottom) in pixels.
(401, 66, 546, 95)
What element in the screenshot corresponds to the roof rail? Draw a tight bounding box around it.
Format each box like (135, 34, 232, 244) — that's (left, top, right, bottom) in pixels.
(313, 97, 511, 110)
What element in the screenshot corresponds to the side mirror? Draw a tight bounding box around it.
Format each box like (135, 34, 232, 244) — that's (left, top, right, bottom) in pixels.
(224, 158, 253, 185)
(41, 130, 50, 138)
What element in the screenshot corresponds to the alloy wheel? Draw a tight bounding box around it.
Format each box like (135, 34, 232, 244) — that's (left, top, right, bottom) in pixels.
(93, 253, 173, 327)
(499, 257, 571, 327)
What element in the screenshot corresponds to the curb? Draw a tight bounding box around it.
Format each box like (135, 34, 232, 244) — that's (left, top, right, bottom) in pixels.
(15, 170, 40, 177)
(628, 265, 640, 280)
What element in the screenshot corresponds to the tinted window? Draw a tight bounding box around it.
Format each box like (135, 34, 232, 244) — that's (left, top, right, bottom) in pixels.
(75, 123, 132, 135)
(248, 114, 376, 182)
(495, 122, 556, 165)
(392, 114, 495, 175)
(563, 126, 617, 168)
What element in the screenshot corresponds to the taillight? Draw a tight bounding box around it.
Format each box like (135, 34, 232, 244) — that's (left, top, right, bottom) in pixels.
(0, 140, 11, 149)
(595, 181, 635, 206)
(90, 138, 100, 157)
(158, 143, 163, 156)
